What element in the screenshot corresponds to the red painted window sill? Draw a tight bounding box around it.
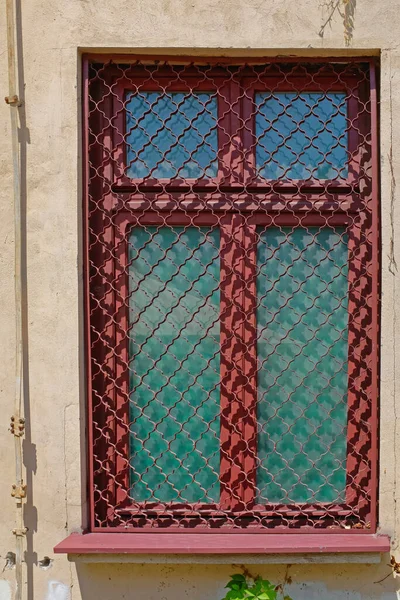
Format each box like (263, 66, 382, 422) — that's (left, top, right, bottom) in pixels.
(54, 532, 390, 555)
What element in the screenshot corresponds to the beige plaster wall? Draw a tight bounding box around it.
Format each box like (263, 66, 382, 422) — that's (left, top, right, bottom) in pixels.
(0, 0, 400, 598)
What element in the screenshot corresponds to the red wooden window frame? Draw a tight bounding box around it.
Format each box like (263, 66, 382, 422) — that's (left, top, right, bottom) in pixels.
(109, 67, 364, 194)
(112, 74, 233, 189)
(84, 57, 379, 533)
(240, 76, 361, 188)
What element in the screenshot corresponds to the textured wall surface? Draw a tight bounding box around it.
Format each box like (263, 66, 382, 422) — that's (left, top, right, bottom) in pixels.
(0, 0, 400, 598)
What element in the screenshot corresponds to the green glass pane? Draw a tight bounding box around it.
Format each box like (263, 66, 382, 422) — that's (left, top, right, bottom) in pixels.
(129, 226, 220, 503)
(257, 227, 348, 503)
(256, 92, 348, 180)
(126, 92, 218, 179)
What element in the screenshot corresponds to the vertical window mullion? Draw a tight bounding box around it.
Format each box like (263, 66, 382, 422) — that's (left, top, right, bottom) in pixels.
(220, 214, 247, 511)
(241, 80, 256, 182)
(217, 79, 234, 185)
(228, 79, 244, 185)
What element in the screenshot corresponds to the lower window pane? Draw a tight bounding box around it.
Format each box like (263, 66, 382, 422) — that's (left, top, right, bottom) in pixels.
(256, 227, 349, 504)
(128, 226, 221, 503)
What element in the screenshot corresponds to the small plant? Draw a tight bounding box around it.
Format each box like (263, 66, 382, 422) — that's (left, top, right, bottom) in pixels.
(221, 574, 293, 600)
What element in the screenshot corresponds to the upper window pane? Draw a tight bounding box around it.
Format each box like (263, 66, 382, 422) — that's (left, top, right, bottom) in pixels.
(126, 92, 218, 179)
(255, 92, 348, 180)
(128, 226, 221, 503)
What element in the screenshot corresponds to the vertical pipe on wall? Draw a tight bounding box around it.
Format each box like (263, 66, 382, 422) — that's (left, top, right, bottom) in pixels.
(5, 0, 25, 597)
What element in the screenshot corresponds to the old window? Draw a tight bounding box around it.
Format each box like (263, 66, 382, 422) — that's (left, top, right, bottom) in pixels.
(85, 58, 379, 533)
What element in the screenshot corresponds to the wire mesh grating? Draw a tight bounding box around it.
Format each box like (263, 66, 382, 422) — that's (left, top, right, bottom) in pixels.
(84, 57, 379, 532)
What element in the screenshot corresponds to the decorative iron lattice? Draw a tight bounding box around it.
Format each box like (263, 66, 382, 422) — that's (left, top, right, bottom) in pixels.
(83, 57, 379, 532)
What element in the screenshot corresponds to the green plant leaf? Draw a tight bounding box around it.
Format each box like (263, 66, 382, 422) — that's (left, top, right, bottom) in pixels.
(231, 575, 247, 582)
(226, 590, 245, 600)
(260, 582, 276, 592)
(222, 574, 289, 600)
(225, 576, 246, 592)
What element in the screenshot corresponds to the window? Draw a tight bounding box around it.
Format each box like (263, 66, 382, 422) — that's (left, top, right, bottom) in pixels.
(85, 58, 379, 532)
(255, 92, 348, 179)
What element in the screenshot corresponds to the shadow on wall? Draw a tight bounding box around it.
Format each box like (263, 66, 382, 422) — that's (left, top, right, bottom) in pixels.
(74, 559, 400, 600)
(12, 0, 37, 599)
(319, 0, 356, 46)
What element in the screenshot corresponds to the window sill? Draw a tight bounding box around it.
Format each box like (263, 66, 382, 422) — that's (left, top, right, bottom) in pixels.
(54, 533, 390, 564)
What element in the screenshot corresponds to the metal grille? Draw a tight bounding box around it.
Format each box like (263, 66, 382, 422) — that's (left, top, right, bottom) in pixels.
(84, 57, 379, 532)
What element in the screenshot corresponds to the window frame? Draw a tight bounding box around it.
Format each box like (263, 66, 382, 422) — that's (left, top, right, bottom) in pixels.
(95, 209, 372, 530)
(111, 73, 233, 189)
(109, 68, 364, 194)
(240, 75, 361, 188)
(84, 56, 379, 534)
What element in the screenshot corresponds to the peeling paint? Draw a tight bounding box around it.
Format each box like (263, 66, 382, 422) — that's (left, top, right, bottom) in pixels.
(2, 553, 15, 571)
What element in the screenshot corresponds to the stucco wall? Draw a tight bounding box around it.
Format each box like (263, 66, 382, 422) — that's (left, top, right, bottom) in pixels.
(0, 0, 400, 598)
